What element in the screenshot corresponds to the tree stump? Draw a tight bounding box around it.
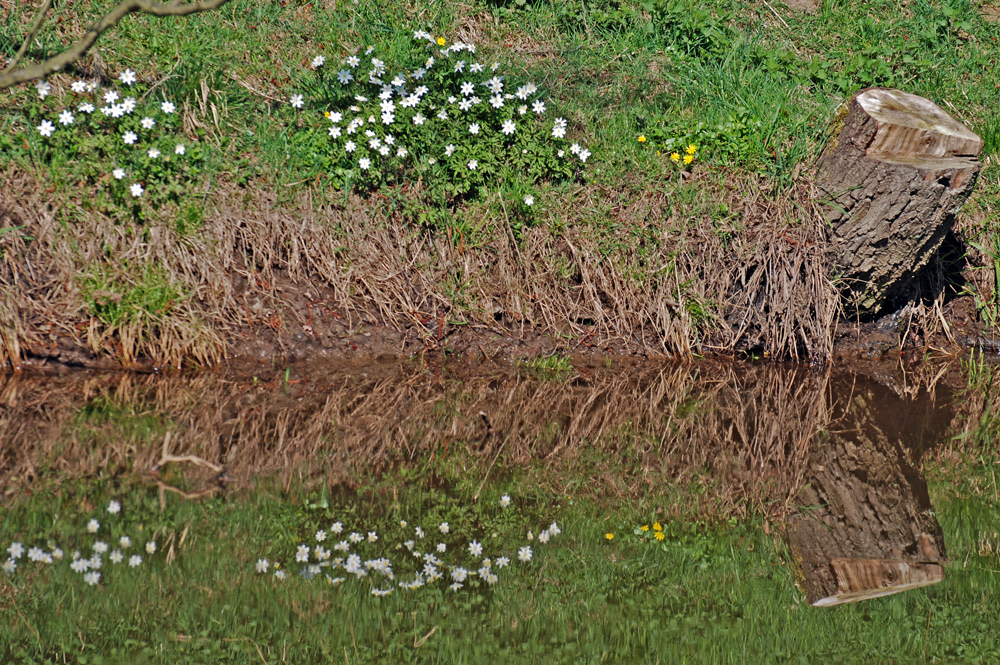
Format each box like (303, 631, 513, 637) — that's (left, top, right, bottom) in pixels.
(786, 375, 951, 606)
(815, 88, 983, 316)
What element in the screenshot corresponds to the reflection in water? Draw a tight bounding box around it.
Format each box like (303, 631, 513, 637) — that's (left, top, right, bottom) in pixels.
(787, 375, 953, 606)
(0, 359, 974, 604)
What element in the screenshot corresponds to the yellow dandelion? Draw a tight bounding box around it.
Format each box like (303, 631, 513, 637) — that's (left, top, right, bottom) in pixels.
(638, 135, 647, 143)
(683, 154, 694, 165)
(437, 37, 446, 46)
(324, 111, 331, 118)
(605, 533, 614, 540)
(653, 522, 662, 532)
(654, 532, 665, 541)
(640, 525, 650, 532)
(670, 152, 680, 162)
(685, 144, 697, 155)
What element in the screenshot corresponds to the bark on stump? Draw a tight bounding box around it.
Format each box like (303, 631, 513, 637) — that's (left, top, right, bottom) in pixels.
(786, 376, 951, 606)
(815, 88, 983, 317)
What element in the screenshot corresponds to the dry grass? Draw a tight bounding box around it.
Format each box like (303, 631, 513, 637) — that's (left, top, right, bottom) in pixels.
(0, 160, 844, 369)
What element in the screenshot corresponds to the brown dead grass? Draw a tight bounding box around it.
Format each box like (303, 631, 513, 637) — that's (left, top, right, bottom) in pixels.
(0, 162, 843, 369)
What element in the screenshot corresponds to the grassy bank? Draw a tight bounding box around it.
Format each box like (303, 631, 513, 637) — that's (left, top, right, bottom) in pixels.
(2, 0, 1000, 368)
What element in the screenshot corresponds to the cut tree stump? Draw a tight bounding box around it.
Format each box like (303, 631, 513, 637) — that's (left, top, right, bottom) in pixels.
(814, 88, 983, 316)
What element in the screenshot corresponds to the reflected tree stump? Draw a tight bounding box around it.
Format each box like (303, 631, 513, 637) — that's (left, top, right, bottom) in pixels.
(815, 88, 983, 316)
(787, 376, 951, 606)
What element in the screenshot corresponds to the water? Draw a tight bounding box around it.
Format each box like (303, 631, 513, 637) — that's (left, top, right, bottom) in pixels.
(2, 357, 983, 609)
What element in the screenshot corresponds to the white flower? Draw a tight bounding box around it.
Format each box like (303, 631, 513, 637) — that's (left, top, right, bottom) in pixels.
(37, 120, 54, 137)
(345, 140, 356, 152)
(312, 55, 326, 68)
(460, 82, 475, 96)
(110, 550, 124, 564)
(147, 147, 160, 159)
(445, 144, 456, 157)
(51, 548, 63, 561)
(557, 149, 565, 158)
(437, 543, 447, 553)
(335, 68, 354, 84)
(468, 541, 483, 557)
(467, 159, 478, 170)
(524, 195, 534, 206)
(500, 495, 511, 507)
(391, 75, 406, 87)
(275, 569, 286, 580)
(104, 90, 120, 104)
(3, 559, 16, 575)
(331, 522, 343, 534)
(490, 95, 504, 109)
(359, 157, 371, 170)
(130, 183, 143, 197)
(334, 540, 349, 552)
(71, 80, 87, 93)
(118, 536, 131, 549)
(87, 519, 100, 533)
(161, 100, 175, 114)
(145, 541, 156, 554)
(109, 105, 125, 118)
(290, 94, 304, 109)
(470, 62, 484, 73)
(129, 555, 142, 567)
(328, 126, 342, 138)
(396, 147, 408, 157)
(122, 97, 137, 113)
(579, 149, 591, 162)
(451, 567, 469, 582)
(458, 99, 473, 112)
(469, 123, 480, 135)
(454, 60, 465, 73)
(496, 556, 510, 568)
(140, 116, 155, 129)
(79, 103, 95, 113)
(501, 119, 516, 135)
(84, 571, 101, 586)
(407, 113, 424, 126)
(449, 582, 463, 592)
(570, 143, 581, 155)
(381, 112, 395, 125)
(436, 110, 448, 121)
(256, 558, 270, 573)
(415, 527, 425, 538)
(106, 500, 121, 514)
(122, 131, 137, 145)
(175, 144, 186, 155)
(439, 523, 450, 534)
(93, 541, 109, 554)
(315, 530, 327, 543)
(367, 532, 378, 543)
(119, 69, 137, 85)
(36, 80, 52, 99)
(539, 531, 550, 544)
(518, 546, 533, 562)
(58, 110, 74, 126)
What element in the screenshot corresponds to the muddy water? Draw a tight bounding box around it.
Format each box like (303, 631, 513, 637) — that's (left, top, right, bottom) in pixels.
(0, 357, 989, 605)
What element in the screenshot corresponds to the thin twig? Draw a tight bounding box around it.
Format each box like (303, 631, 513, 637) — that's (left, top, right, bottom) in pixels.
(3, 0, 54, 75)
(0, 0, 234, 90)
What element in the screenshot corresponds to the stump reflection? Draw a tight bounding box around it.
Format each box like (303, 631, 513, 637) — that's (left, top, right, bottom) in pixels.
(787, 375, 953, 606)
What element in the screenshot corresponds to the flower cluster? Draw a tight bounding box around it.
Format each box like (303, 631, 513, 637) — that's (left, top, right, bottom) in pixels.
(257, 494, 560, 596)
(3, 499, 158, 586)
(287, 32, 589, 204)
(635, 521, 667, 542)
(16, 70, 200, 220)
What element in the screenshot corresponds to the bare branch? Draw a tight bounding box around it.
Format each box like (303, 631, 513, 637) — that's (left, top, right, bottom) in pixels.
(0, 0, 233, 91)
(3, 0, 55, 76)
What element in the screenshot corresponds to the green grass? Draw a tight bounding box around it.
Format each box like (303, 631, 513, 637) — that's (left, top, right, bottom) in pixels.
(3, 441, 1000, 664)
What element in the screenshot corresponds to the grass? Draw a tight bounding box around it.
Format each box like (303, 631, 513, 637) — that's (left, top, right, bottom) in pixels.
(1, 1, 1000, 364)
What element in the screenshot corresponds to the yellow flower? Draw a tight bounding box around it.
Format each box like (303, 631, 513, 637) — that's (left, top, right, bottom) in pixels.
(654, 532, 665, 541)
(605, 533, 614, 540)
(683, 154, 694, 165)
(324, 111, 330, 118)
(653, 522, 662, 532)
(638, 135, 646, 143)
(437, 37, 446, 46)
(640, 525, 649, 532)
(685, 144, 697, 155)
(670, 152, 680, 162)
